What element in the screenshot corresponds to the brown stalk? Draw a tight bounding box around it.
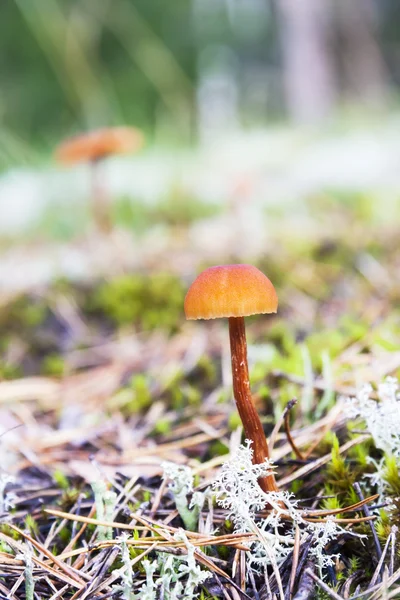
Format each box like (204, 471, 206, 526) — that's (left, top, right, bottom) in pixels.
(91, 157, 112, 233)
(229, 316, 278, 492)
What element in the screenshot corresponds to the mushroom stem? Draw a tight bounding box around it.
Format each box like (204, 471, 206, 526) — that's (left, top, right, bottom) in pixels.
(228, 316, 278, 493)
(91, 158, 112, 233)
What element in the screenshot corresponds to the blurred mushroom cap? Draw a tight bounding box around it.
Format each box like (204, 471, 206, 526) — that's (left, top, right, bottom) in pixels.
(55, 126, 144, 164)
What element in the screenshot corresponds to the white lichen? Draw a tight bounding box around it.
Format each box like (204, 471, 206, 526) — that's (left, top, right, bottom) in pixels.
(0, 473, 16, 514)
(133, 559, 158, 600)
(344, 377, 400, 457)
(344, 376, 400, 502)
(129, 530, 210, 600)
(16, 542, 35, 600)
(119, 533, 134, 599)
(90, 479, 116, 541)
(213, 440, 349, 574)
(162, 462, 206, 531)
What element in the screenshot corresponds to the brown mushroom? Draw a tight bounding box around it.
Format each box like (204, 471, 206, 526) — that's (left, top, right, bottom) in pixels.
(184, 264, 279, 493)
(55, 126, 143, 233)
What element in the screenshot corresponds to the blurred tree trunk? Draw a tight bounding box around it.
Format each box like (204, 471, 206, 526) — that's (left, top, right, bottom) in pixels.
(276, 0, 336, 123)
(336, 0, 388, 106)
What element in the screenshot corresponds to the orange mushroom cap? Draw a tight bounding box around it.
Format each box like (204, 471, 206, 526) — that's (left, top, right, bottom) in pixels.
(184, 264, 278, 320)
(55, 126, 144, 164)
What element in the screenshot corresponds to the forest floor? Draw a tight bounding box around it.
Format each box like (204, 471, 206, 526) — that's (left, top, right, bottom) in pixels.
(0, 180, 400, 599)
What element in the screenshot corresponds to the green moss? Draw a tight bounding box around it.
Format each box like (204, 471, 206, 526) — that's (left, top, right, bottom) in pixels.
(25, 514, 39, 537)
(216, 545, 230, 560)
(130, 374, 152, 410)
(325, 434, 356, 496)
(0, 296, 47, 331)
(53, 469, 69, 490)
(185, 384, 201, 406)
(128, 531, 149, 561)
(375, 509, 391, 542)
(153, 418, 171, 435)
(58, 526, 71, 545)
(209, 440, 229, 458)
(192, 355, 218, 386)
(0, 540, 12, 553)
(151, 190, 221, 227)
(143, 490, 151, 503)
(113, 193, 221, 232)
(251, 359, 275, 385)
(0, 523, 21, 541)
(170, 385, 185, 410)
(108, 374, 153, 415)
(33, 202, 89, 241)
(0, 362, 22, 379)
(217, 388, 231, 404)
(317, 430, 338, 456)
(383, 454, 400, 495)
(41, 354, 65, 377)
(162, 368, 196, 410)
(347, 439, 374, 470)
(228, 411, 242, 431)
(113, 197, 153, 233)
(87, 273, 185, 333)
(59, 488, 80, 509)
(256, 384, 271, 402)
(224, 519, 234, 532)
(382, 454, 400, 526)
(321, 489, 344, 515)
(290, 479, 304, 495)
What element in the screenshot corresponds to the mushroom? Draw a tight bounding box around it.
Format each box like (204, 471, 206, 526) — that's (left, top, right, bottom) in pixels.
(55, 126, 144, 233)
(184, 264, 279, 492)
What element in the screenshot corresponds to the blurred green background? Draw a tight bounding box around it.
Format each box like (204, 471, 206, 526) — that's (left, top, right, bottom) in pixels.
(2, 0, 400, 166)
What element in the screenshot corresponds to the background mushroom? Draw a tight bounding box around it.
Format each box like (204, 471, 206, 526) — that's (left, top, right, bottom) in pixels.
(184, 264, 279, 493)
(55, 126, 144, 233)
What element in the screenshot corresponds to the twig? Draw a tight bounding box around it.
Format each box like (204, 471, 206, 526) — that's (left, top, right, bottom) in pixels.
(284, 399, 305, 460)
(389, 526, 398, 577)
(292, 560, 315, 600)
(304, 568, 344, 600)
(269, 398, 298, 455)
(353, 482, 382, 567)
(278, 435, 370, 486)
(70, 547, 119, 600)
(300, 494, 379, 518)
(83, 543, 157, 596)
(294, 536, 314, 583)
(213, 573, 236, 600)
(369, 531, 393, 588)
(248, 568, 260, 600)
(288, 525, 301, 600)
(7, 524, 85, 586)
(348, 566, 400, 599)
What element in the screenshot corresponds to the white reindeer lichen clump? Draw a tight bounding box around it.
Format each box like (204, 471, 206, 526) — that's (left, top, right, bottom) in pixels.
(162, 462, 206, 531)
(117, 530, 210, 600)
(344, 377, 400, 501)
(345, 377, 400, 457)
(213, 440, 347, 573)
(0, 473, 16, 514)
